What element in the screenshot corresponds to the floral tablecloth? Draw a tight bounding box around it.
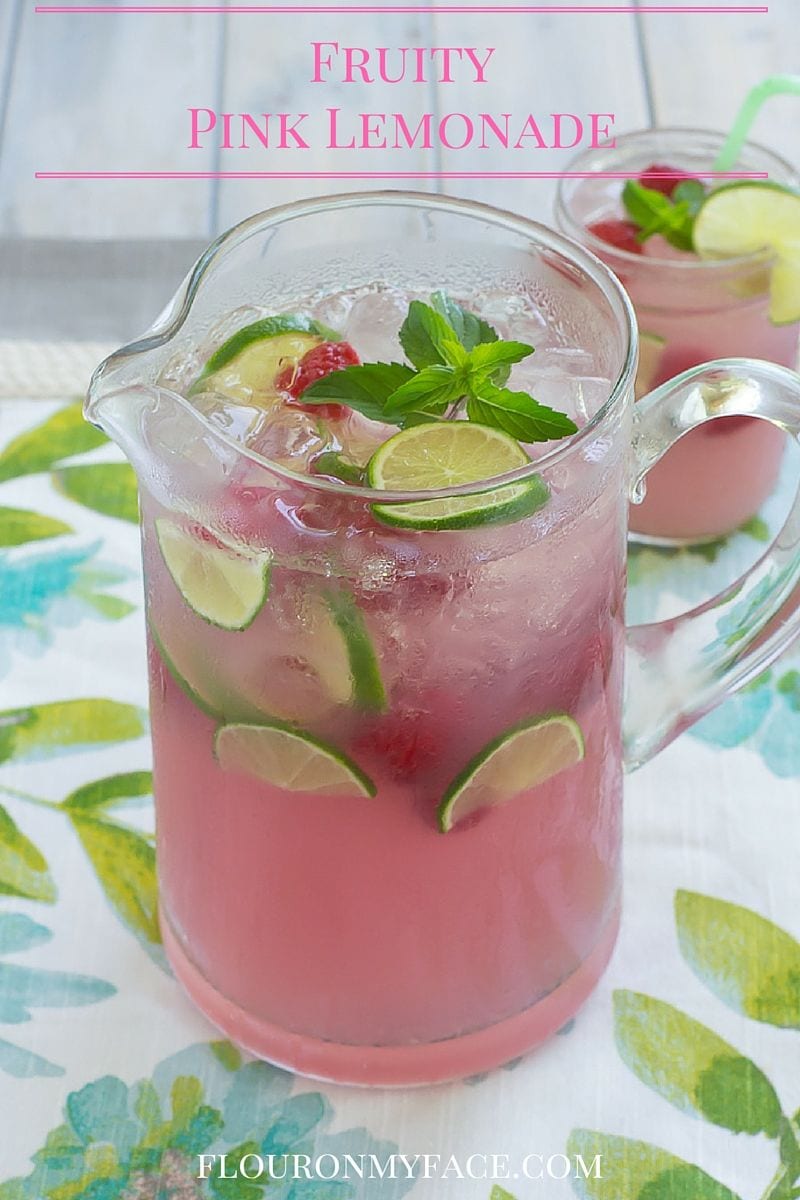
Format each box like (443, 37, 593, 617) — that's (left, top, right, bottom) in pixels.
(1, 360, 799, 1200)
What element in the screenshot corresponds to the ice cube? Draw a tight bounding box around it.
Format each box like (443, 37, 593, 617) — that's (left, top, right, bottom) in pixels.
(337, 410, 396, 467)
(206, 305, 267, 347)
(479, 290, 549, 343)
(247, 405, 333, 470)
(511, 345, 612, 427)
(310, 291, 354, 335)
(191, 390, 266, 443)
(342, 285, 411, 361)
(531, 347, 598, 375)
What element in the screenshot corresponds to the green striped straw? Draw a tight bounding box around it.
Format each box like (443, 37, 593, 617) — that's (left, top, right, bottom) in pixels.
(714, 74, 800, 172)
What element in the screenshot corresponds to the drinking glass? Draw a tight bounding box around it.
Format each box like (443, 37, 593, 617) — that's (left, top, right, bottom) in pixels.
(556, 129, 800, 543)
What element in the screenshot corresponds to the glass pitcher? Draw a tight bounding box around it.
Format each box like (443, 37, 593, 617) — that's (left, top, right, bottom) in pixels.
(86, 193, 800, 1087)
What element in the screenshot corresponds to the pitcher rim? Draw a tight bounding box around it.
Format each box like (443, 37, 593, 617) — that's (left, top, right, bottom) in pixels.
(88, 190, 638, 502)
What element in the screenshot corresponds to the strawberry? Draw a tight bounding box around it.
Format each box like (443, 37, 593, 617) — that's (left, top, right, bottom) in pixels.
(638, 162, 700, 198)
(352, 690, 453, 780)
(275, 340, 360, 420)
(587, 218, 644, 256)
(353, 714, 439, 780)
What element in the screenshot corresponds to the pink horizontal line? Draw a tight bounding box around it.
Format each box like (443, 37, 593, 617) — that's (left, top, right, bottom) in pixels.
(34, 5, 772, 13)
(36, 170, 769, 179)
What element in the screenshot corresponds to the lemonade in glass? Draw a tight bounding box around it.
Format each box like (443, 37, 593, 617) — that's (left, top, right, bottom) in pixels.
(557, 129, 800, 543)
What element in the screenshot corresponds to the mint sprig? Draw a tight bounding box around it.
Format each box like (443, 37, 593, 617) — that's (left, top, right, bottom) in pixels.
(622, 179, 707, 253)
(301, 294, 578, 444)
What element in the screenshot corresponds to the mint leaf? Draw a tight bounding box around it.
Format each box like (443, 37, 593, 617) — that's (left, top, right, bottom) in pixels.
(673, 178, 706, 214)
(467, 386, 578, 442)
(622, 181, 696, 252)
(300, 362, 413, 422)
(384, 365, 466, 417)
(468, 340, 534, 389)
(430, 292, 499, 351)
(622, 180, 674, 236)
(662, 207, 695, 252)
(398, 301, 464, 370)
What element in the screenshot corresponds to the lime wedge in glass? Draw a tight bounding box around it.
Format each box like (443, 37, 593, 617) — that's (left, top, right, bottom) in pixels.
(149, 621, 224, 720)
(215, 721, 376, 798)
(367, 422, 549, 530)
(325, 588, 387, 711)
(155, 518, 271, 630)
(149, 585, 383, 723)
(693, 183, 800, 325)
(192, 315, 338, 402)
(437, 713, 585, 832)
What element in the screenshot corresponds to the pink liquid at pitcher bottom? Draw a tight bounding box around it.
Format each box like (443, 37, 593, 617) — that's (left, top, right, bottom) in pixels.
(145, 438, 627, 1086)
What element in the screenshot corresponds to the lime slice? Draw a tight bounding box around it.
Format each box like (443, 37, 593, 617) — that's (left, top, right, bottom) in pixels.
(156, 518, 271, 631)
(367, 423, 549, 530)
(214, 721, 376, 798)
(326, 588, 387, 711)
(437, 713, 585, 832)
(693, 183, 800, 324)
(635, 331, 666, 400)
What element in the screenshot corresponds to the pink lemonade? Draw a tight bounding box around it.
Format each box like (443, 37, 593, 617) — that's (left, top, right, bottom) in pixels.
(557, 130, 800, 543)
(137, 270, 630, 1087)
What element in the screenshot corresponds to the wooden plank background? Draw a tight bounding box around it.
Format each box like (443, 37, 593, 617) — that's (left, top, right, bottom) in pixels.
(0, 0, 797, 239)
(638, 0, 800, 168)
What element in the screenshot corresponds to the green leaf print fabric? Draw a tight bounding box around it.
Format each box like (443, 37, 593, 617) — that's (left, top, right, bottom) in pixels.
(1, 380, 799, 1199)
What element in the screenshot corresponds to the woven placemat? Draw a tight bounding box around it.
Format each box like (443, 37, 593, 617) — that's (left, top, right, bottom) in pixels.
(0, 339, 114, 399)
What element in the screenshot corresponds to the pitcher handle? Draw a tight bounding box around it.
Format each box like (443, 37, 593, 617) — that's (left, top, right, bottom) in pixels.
(624, 357, 800, 769)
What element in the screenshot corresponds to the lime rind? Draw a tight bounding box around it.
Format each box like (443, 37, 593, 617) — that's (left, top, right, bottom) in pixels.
(148, 617, 273, 723)
(325, 589, 387, 711)
(155, 518, 272, 631)
(367, 422, 550, 531)
(692, 182, 800, 325)
(149, 620, 222, 720)
(372, 478, 549, 530)
(214, 720, 376, 798)
(437, 712, 585, 832)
